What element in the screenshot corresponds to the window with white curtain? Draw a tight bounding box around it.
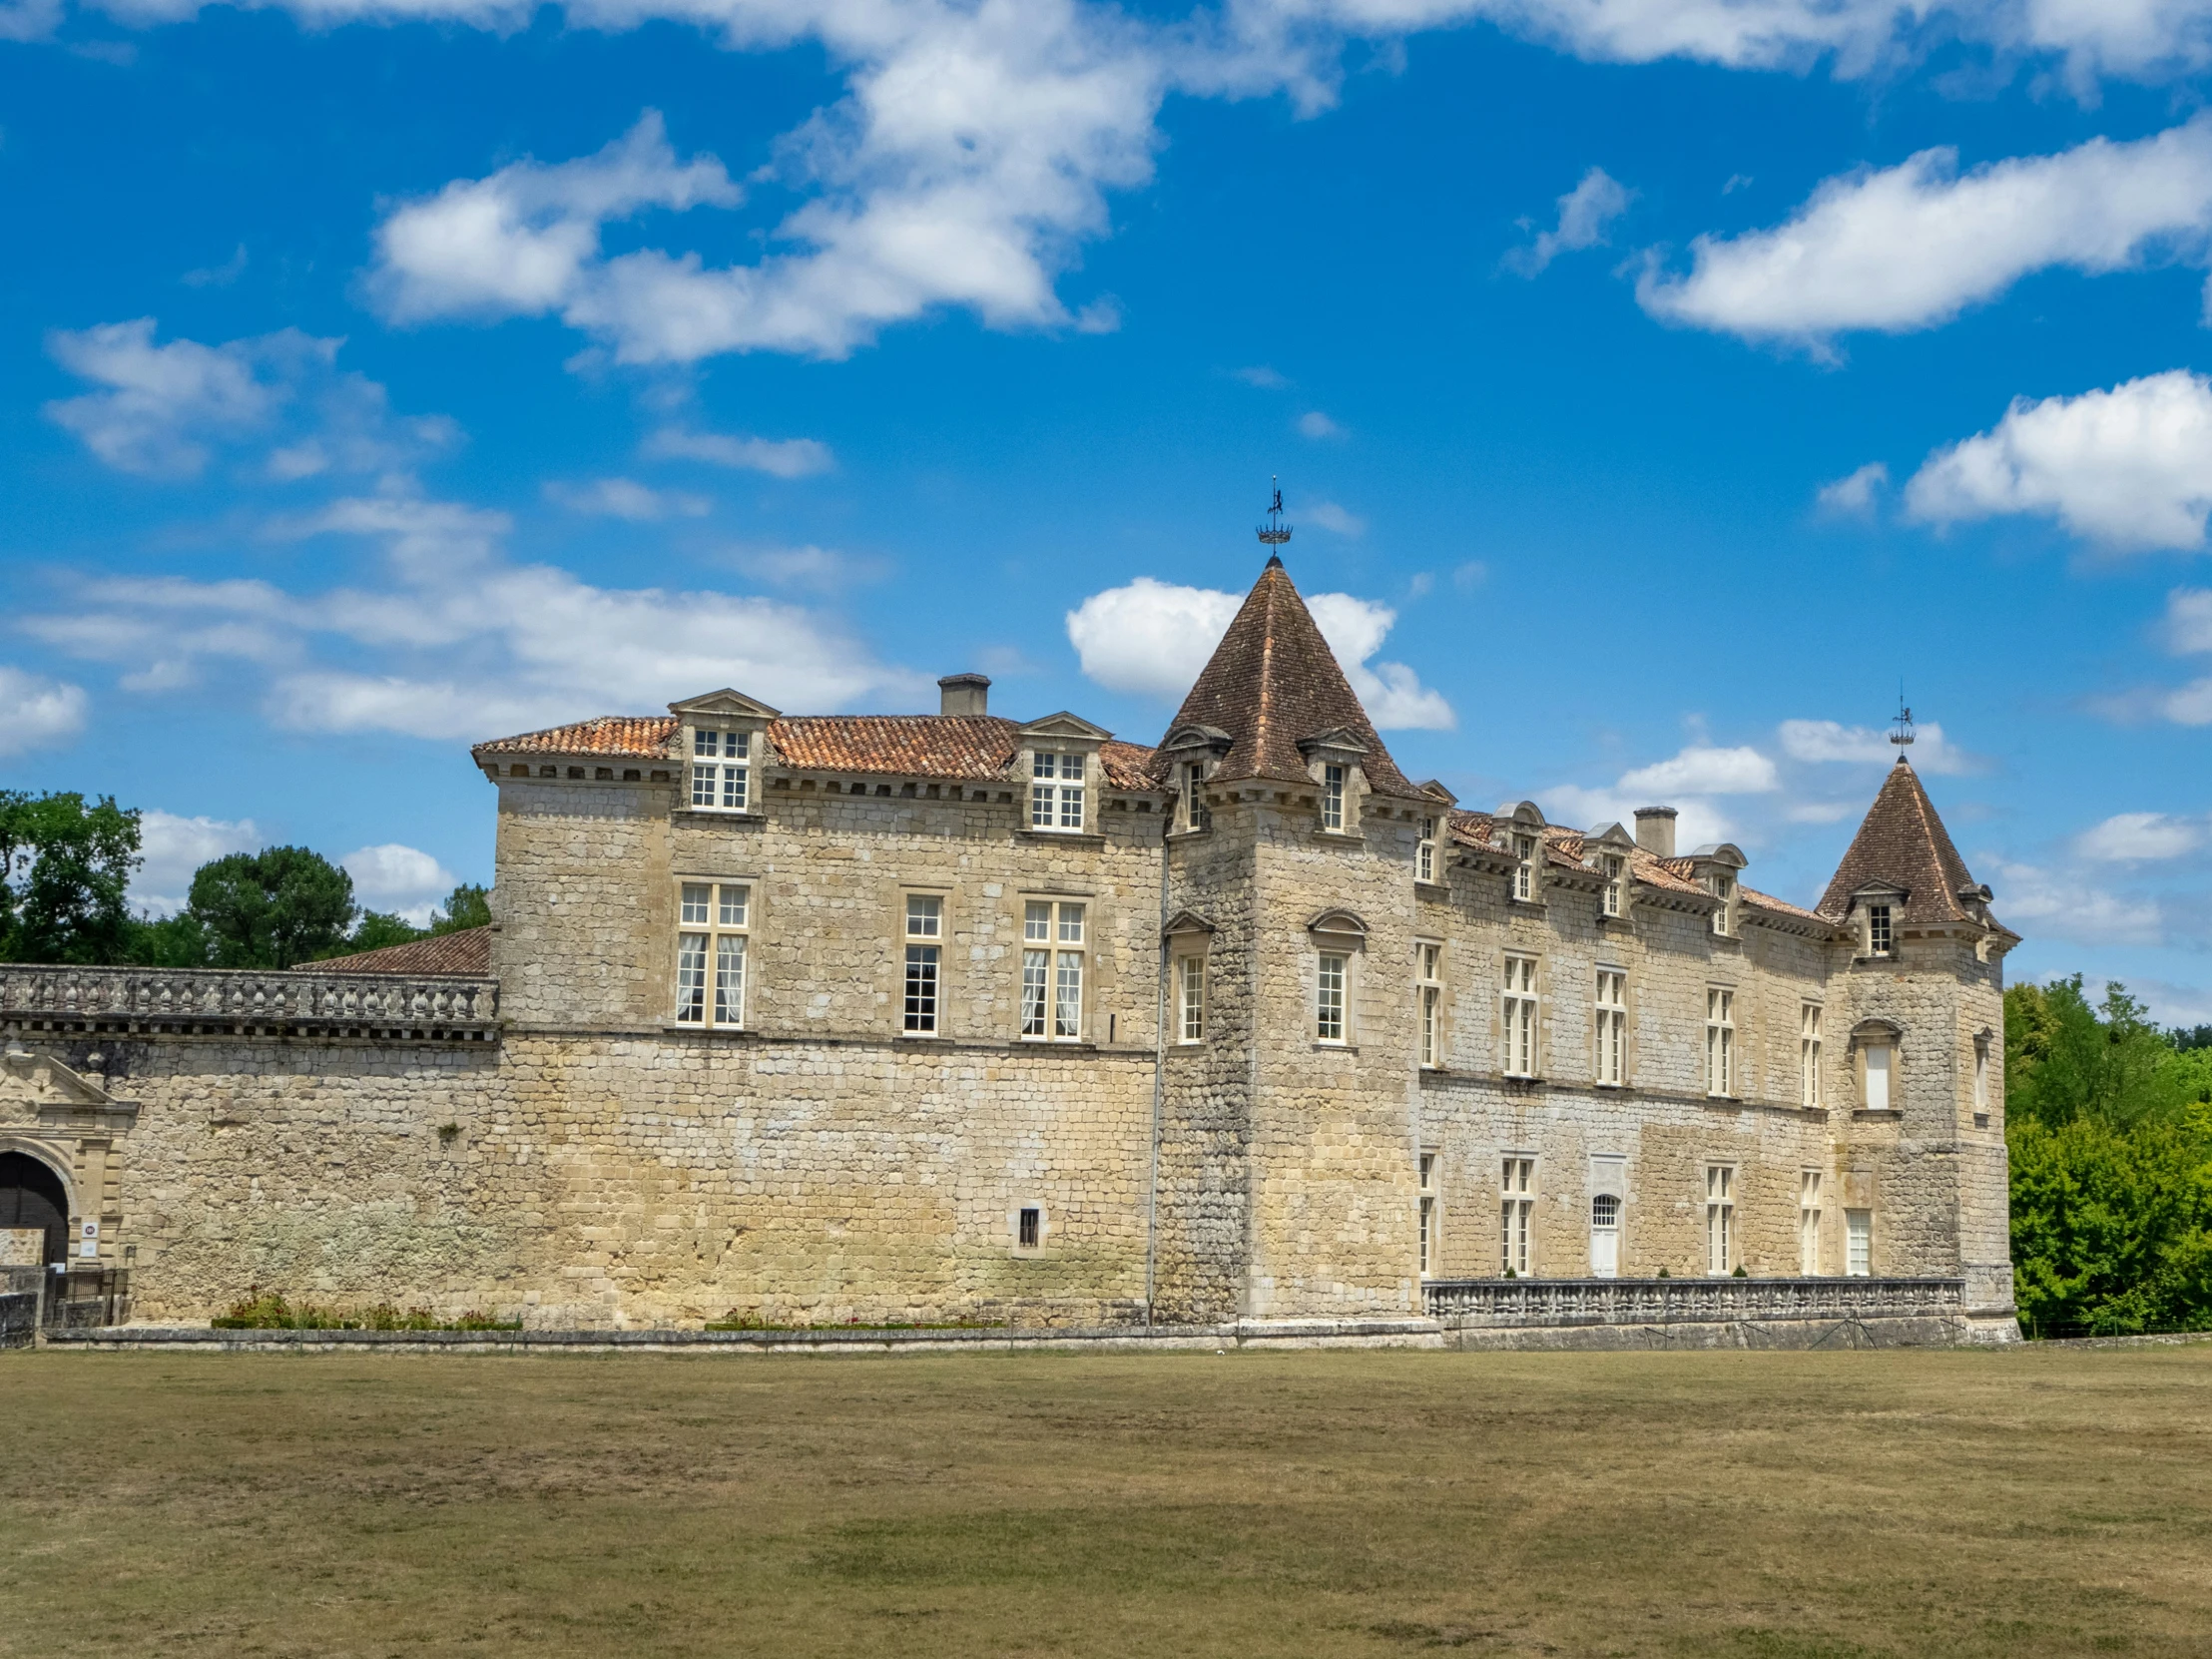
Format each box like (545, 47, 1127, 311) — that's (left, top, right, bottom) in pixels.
(1020, 899, 1086, 1040)
(675, 879, 751, 1028)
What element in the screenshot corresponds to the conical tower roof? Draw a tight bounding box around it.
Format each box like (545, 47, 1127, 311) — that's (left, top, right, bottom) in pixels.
(1162, 558, 1416, 798)
(1816, 756, 1990, 925)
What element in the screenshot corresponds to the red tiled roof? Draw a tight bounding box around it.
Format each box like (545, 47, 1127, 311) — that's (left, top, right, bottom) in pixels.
(1161, 560, 1419, 798)
(472, 717, 677, 761)
(316, 926, 493, 976)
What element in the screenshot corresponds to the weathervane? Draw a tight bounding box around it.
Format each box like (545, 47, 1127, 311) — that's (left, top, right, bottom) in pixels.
(1256, 476, 1292, 560)
(1890, 688, 1915, 757)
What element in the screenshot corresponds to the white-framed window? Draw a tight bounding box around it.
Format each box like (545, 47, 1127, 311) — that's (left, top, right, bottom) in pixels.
(1864, 1041, 1893, 1111)
(1973, 1035, 1990, 1125)
(1710, 872, 1734, 935)
(1590, 1193, 1620, 1278)
(1501, 955, 1538, 1077)
(1600, 853, 1625, 917)
(689, 728, 751, 813)
(1705, 987, 1735, 1097)
(1030, 752, 1086, 831)
(1846, 1209, 1872, 1277)
(1177, 953, 1205, 1043)
(1868, 903, 1893, 956)
(675, 879, 751, 1028)
(1500, 1156, 1534, 1277)
(1020, 899, 1086, 1040)
(1801, 1002, 1823, 1107)
(1512, 833, 1537, 902)
(1181, 762, 1211, 833)
(1799, 1171, 1823, 1276)
(1594, 968, 1626, 1087)
(1322, 764, 1347, 832)
(1418, 1152, 1438, 1277)
(1705, 1164, 1735, 1275)
(1317, 951, 1349, 1043)
(1417, 943, 1442, 1068)
(903, 894, 943, 1034)
(1416, 817, 1437, 882)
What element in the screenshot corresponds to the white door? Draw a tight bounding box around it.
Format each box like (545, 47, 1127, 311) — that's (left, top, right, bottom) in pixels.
(1590, 1194, 1619, 1278)
(1864, 1044, 1892, 1111)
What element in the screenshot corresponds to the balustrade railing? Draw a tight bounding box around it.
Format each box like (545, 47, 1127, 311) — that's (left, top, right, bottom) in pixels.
(1423, 1276, 1965, 1326)
(0, 964, 498, 1040)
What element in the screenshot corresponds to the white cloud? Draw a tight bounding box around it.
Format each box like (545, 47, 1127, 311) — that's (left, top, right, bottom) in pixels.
(1616, 744, 1779, 797)
(2073, 812, 2205, 861)
(132, 810, 260, 917)
(1778, 717, 1977, 775)
(44, 317, 456, 481)
(1904, 370, 2212, 551)
(1816, 461, 1887, 517)
(1541, 784, 1736, 850)
(544, 476, 711, 520)
(641, 425, 834, 477)
(0, 666, 89, 756)
(2162, 586, 2212, 653)
(1298, 410, 1343, 439)
(1638, 118, 2212, 344)
(1982, 855, 2164, 946)
(1233, 364, 1288, 389)
(728, 544, 887, 590)
(181, 243, 248, 288)
(1306, 500, 1366, 536)
(25, 489, 928, 741)
(342, 841, 459, 923)
(1064, 575, 1453, 729)
(1505, 165, 1631, 276)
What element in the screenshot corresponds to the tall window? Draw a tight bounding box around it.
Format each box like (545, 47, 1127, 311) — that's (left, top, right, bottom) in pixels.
(1418, 1153, 1438, 1277)
(1512, 833, 1536, 901)
(1801, 1003, 1823, 1107)
(689, 729, 750, 812)
(904, 894, 942, 1033)
(675, 880, 751, 1027)
(1500, 1156, 1534, 1277)
(1501, 955, 1538, 1077)
(1705, 988, 1735, 1097)
(1705, 1165, 1735, 1275)
(1317, 952, 1348, 1042)
(1799, 1171, 1823, 1275)
(1021, 900, 1085, 1040)
(1417, 943, 1442, 1068)
(1973, 1036, 1990, 1126)
(1322, 764, 1347, 831)
(1846, 1209, 1872, 1277)
(1710, 873, 1734, 935)
(1416, 817, 1437, 882)
(1595, 969, 1626, 1087)
(1864, 1042, 1893, 1111)
(1868, 903, 1893, 956)
(1030, 752, 1085, 831)
(1590, 1193, 1620, 1278)
(1181, 762, 1211, 832)
(1600, 853, 1625, 917)
(1177, 953, 1205, 1043)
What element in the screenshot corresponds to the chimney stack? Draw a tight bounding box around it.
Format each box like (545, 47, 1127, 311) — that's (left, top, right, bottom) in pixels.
(1633, 807, 1678, 858)
(937, 673, 991, 717)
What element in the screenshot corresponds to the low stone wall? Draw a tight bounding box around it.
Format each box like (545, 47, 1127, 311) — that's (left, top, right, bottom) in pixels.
(1425, 1275, 2016, 1350)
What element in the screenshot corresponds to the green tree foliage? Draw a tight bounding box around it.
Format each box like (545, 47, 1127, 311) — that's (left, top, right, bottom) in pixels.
(2005, 975, 2212, 1336)
(432, 882, 490, 933)
(310, 883, 492, 960)
(187, 846, 357, 968)
(0, 792, 141, 963)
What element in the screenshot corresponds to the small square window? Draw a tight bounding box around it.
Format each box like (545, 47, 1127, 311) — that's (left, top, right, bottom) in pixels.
(1017, 1206, 1040, 1249)
(906, 894, 943, 938)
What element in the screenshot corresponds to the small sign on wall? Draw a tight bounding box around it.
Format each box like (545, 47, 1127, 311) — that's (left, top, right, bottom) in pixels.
(78, 1219, 99, 1260)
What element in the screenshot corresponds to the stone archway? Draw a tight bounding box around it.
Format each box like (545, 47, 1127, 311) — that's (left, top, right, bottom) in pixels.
(0, 1150, 70, 1266)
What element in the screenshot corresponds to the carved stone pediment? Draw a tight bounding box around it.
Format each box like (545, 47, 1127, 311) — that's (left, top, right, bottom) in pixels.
(0, 1046, 138, 1128)
(668, 689, 782, 721)
(1019, 712, 1113, 744)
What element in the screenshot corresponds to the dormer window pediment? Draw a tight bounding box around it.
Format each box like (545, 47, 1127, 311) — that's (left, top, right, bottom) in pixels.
(669, 689, 780, 815)
(1017, 713, 1110, 835)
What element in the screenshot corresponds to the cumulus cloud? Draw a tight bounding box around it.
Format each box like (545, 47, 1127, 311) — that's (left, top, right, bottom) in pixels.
(132, 810, 260, 916)
(1541, 784, 1737, 850)
(641, 425, 834, 477)
(24, 489, 927, 740)
(44, 317, 457, 481)
(1064, 575, 1453, 729)
(342, 841, 460, 924)
(544, 476, 711, 520)
(2101, 585, 2212, 725)
(1816, 461, 1888, 517)
(1778, 717, 1977, 775)
(0, 666, 89, 756)
(1638, 118, 2212, 343)
(1505, 166, 1632, 276)
(1982, 855, 2165, 946)
(1904, 370, 2212, 551)
(2074, 812, 2204, 861)
(1616, 744, 1779, 797)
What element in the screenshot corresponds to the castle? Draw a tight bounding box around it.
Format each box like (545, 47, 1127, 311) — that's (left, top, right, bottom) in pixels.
(0, 557, 2020, 1343)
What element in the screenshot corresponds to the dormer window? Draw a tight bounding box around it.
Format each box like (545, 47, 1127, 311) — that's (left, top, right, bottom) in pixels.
(1181, 762, 1212, 833)
(1416, 817, 1437, 882)
(1512, 834, 1536, 902)
(1322, 764, 1347, 831)
(1868, 904, 1893, 956)
(690, 729, 750, 812)
(1600, 853, 1625, 917)
(1030, 752, 1085, 831)
(1710, 873, 1734, 935)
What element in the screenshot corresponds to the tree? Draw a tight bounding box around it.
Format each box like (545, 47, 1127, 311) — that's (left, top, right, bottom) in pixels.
(187, 847, 357, 968)
(431, 883, 491, 933)
(0, 792, 141, 963)
(344, 911, 427, 954)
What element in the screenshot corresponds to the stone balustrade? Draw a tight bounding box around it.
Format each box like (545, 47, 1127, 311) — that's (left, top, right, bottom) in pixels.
(1424, 1275, 1966, 1327)
(1, 964, 499, 1043)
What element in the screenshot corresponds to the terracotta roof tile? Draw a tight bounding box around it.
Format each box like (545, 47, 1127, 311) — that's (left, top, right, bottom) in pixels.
(472, 717, 677, 761)
(316, 927, 492, 976)
(1162, 560, 1419, 798)
(1816, 759, 1996, 927)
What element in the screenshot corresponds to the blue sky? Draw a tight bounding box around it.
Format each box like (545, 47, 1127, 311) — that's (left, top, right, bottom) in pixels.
(7, 1, 2212, 1012)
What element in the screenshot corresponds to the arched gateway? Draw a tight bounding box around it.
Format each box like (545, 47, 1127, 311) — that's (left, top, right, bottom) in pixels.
(0, 1150, 69, 1266)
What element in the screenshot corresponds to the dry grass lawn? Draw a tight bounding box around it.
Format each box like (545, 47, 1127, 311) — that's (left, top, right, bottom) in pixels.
(3, 1344, 2209, 1657)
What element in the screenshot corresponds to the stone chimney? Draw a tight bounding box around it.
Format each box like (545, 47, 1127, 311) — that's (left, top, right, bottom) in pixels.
(937, 673, 991, 717)
(1633, 807, 1678, 858)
